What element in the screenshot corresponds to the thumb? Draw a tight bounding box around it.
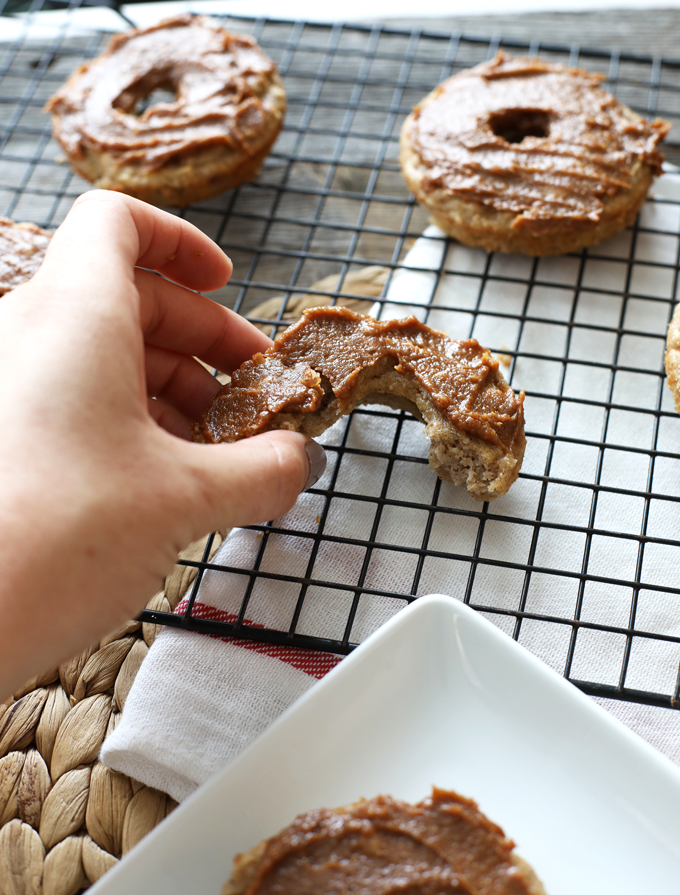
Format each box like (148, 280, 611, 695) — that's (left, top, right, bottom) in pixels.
(175, 430, 327, 535)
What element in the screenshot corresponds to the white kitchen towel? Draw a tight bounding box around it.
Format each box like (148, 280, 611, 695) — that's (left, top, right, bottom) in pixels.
(102, 177, 680, 800)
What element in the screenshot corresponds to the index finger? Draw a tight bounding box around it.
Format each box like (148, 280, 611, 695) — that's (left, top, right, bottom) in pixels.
(137, 268, 272, 372)
(38, 190, 232, 295)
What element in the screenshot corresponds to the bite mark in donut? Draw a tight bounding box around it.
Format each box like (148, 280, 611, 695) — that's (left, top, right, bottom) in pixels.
(196, 307, 526, 502)
(45, 16, 286, 207)
(400, 52, 670, 256)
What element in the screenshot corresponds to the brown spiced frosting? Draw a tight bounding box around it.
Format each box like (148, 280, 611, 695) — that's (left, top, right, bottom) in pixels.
(196, 307, 525, 501)
(223, 789, 546, 895)
(45, 16, 286, 206)
(400, 53, 670, 255)
(0, 218, 51, 296)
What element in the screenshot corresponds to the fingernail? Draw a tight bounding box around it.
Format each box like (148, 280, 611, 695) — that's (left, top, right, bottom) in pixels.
(304, 440, 327, 491)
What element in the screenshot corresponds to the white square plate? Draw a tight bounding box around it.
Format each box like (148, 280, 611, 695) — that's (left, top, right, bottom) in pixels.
(92, 594, 680, 895)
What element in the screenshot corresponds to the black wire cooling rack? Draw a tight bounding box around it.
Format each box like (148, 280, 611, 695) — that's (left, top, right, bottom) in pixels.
(3, 2, 680, 711)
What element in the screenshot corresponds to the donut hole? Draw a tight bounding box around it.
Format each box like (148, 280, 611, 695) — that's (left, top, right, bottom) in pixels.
(363, 391, 423, 422)
(134, 87, 177, 116)
(114, 73, 178, 117)
(488, 109, 551, 144)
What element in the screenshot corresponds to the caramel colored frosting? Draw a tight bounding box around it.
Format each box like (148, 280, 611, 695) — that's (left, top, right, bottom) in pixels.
(233, 789, 539, 894)
(198, 307, 524, 450)
(45, 15, 278, 170)
(0, 218, 51, 296)
(407, 52, 669, 224)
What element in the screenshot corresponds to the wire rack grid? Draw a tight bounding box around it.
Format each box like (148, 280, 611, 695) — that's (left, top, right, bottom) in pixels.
(3, 3, 680, 711)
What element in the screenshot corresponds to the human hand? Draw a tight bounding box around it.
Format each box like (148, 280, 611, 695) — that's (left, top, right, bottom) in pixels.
(0, 190, 325, 699)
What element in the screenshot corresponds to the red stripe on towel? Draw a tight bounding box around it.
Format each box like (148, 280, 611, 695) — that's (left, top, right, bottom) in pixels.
(174, 599, 342, 680)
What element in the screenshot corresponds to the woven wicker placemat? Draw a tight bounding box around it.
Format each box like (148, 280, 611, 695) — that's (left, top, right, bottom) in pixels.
(0, 268, 388, 893)
(0, 531, 221, 894)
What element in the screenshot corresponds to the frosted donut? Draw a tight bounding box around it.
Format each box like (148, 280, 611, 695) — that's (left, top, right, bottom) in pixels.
(45, 16, 286, 207)
(665, 303, 680, 414)
(400, 52, 669, 256)
(0, 218, 51, 296)
(223, 789, 546, 895)
(196, 307, 526, 502)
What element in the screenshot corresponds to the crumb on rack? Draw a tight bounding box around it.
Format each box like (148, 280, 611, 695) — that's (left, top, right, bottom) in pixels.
(496, 347, 512, 367)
